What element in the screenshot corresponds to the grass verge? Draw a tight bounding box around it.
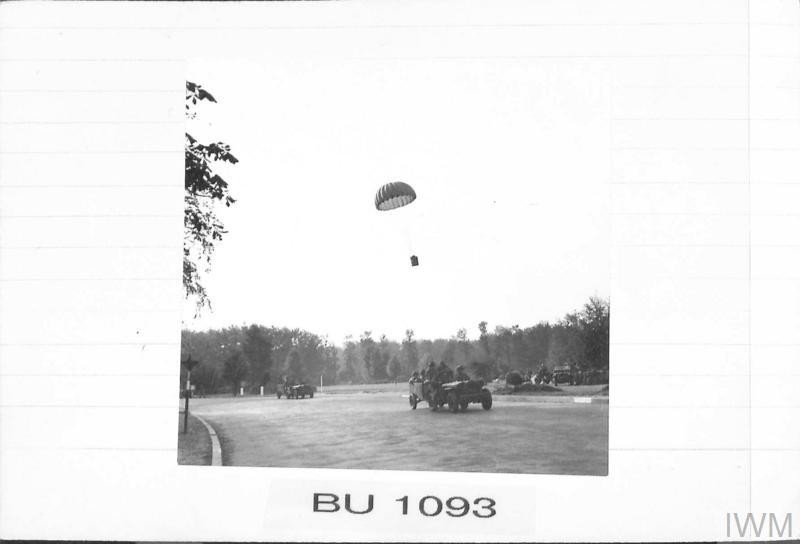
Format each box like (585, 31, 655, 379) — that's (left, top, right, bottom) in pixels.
(177, 411, 212, 465)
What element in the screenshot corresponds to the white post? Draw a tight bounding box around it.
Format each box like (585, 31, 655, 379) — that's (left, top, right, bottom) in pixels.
(260, 385, 264, 396)
(239, 386, 244, 396)
(320, 375, 323, 391)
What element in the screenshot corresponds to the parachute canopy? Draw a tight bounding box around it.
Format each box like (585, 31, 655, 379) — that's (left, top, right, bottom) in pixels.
(375, 181, 416, 211)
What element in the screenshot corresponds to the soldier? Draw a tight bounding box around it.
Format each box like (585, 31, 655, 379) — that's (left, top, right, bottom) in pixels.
(422, 360, 437, 401)
(408, 370, 422, 383)
(454, 364, 470, 382)
(424, 360, 437, 382)
(437, 360, 454, 383)
(536, 363, 548, 384)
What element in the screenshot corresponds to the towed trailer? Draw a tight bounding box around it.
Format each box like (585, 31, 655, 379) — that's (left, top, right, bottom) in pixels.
(407, 379, 492, 412)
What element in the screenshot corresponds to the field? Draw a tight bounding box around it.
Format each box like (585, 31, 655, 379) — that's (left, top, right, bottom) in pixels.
(187, 384, 608, 475)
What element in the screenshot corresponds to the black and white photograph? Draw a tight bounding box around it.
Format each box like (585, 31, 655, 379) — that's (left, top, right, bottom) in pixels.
(2, 0, 798, 541)
(178, 53, 610, 474)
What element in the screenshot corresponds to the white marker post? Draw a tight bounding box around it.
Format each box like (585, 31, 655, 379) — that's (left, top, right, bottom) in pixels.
(239, 386, 244, 396)
(260, 385, 264, 396)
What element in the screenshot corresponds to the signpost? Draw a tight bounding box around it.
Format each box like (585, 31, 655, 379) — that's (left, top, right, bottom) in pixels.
(181, 354, 200, 434)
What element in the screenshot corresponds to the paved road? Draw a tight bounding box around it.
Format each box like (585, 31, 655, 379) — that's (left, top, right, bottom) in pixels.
(191, 391, 608, 475)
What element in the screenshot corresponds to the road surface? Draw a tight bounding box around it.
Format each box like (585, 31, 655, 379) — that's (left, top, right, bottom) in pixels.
(189, 388, 608, 475)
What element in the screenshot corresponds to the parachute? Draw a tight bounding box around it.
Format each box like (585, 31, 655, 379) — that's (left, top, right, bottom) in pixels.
(375, 181, 419, 266)
(375, 181, 416, 211)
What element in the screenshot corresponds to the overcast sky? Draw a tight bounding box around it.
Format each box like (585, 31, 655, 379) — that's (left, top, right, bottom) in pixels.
(185, 52, 610, 344)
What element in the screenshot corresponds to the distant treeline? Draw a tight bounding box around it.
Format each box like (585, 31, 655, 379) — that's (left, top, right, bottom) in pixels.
(181, 296, 609, 395)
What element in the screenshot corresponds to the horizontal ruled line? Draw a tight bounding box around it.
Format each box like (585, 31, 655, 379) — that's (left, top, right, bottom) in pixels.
(609, 447, 800, 451)
(609, 181, 793, 185)
(9, 212, 799, 219)
(0, 277, 176, 282)
(0, 245, 176, 249)
(0, 58, 183, 62)
(0, 342, 179, 346)
(0, 120, 181, 126)
(613, 147, 799, 151)
(0, 372, 177, 378)
(1, 22, 793, 30)
(611, 212, 800, 217)
(0, 150, 178, 155)
(354, 54, 752, 60)
(0, 184, 177, 189)
(0, 89, 179, 93)
(0, 405, 177, 409)
(613, 244, 800, 248)
(611, 117, 800, 121)
(0, 214, 175, 219)
(0, 447, 179, 454)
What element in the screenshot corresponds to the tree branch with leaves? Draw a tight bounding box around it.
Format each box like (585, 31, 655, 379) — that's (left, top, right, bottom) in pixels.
(184, 81, 238, 312)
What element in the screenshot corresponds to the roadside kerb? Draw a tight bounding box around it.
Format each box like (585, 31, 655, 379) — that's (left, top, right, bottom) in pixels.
(192, 413, 223, 466)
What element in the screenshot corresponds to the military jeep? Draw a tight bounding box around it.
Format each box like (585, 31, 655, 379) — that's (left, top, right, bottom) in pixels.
(277, 383, 315, 399)
(442, 380, 493, 412)
(552, 365, 575, 386)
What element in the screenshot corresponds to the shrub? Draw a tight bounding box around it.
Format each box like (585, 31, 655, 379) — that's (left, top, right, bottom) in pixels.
(505, 370, 524, 387)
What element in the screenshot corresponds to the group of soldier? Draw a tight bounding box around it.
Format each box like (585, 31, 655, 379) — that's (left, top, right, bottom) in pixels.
(409, 360, 471, 385)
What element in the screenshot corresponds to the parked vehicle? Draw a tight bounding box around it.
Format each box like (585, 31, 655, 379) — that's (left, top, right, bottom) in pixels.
(277, 383, 315, 399)
(408, 379, 492, 412)
(552, 365, 575, 386)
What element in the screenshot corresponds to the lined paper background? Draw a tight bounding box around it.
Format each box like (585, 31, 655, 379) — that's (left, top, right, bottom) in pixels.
(1, 1, 798, 541)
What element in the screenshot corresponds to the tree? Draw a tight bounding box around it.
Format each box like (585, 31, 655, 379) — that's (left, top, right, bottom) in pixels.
(509, 324, 526, 369)
(580, 296, 610, 371)
(179, 296, 609, 392)
(222, 350, 248, 396)
(321, 342, 339, 386)
(296, 331, 325, 383)
(359, 331, 377, 380)
(184, 81, 238, 313)
(493, 325, 514, 372)
(285, 348, 304, 382)
(471, 320, 497, 379)
(242, 325, 273, 387)
(401, 329, 419, 374)
(338, 336, 359, 383)
(441, 340, 457, 364)
(387, 355, 403, 382)
(455, 328, 472, 363)
(546, 314, 585, 369)
(372, 334, 391, 381)
(468, 360, 495, 381)
(524, 322, 552, 369)
(478, 321, 491, 354)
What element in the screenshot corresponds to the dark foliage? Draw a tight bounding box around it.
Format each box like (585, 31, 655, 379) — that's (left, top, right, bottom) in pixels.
(180, 297, 609, 392)
(505, 370, 524, 386)
(184, 81, 238, 312)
